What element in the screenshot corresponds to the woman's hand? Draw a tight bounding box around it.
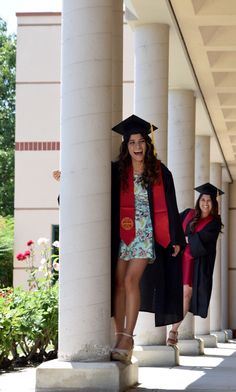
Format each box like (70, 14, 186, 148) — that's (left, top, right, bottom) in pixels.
(53, 170, 61, 182)
(172, 245, 180, 257)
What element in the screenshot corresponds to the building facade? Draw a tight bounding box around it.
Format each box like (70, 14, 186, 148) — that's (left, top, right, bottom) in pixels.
(14, 1, 236, 390)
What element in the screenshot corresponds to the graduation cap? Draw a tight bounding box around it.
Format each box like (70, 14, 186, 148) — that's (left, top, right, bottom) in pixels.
(194, 182, 224, 197)
(112, 114, 158, 140)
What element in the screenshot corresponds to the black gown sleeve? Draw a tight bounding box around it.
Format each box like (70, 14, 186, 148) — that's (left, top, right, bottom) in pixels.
(189, 216, 222, 318)
(188, 218, 221, 258)
(180, 208, 191, 224)
(161, 163, 186, 248)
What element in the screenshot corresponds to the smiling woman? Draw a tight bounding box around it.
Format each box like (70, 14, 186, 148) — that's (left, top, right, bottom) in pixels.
(167, 182, 224, 346)
(111, 114, 185, 364)
(128, 134, 147, 168)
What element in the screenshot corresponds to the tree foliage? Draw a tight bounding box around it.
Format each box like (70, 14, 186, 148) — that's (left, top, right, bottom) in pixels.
(0, 18, 16, 216)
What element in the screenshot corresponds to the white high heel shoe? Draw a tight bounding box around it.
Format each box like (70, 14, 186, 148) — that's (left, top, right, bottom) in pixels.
(111, 332, 134, 364)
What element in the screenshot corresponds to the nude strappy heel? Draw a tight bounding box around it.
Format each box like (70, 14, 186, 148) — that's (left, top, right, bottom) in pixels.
(166, 330, 178, 346)
(111, 332, 134, 364)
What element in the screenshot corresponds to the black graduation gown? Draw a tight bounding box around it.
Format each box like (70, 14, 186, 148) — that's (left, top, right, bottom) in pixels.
(111, 160, 186, 327)
(181, 208, 222, 318)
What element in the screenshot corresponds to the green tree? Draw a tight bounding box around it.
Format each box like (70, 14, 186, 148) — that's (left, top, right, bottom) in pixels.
(0, 18, 16, 216)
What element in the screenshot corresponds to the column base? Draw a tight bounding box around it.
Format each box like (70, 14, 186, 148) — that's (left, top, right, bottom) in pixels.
(133, 344, 179, 367)
(177, 338, 204, 356)
(224, 329, 233, 340)
(211, 330, 227, 343)
(195, 334, 217, 348)
(36, 358, 138, 392)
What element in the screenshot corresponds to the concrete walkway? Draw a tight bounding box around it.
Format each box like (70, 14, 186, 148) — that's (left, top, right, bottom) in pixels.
(0, 341, 236, 391)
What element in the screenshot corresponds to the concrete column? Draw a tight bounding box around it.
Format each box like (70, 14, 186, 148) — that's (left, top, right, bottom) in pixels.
(168, 90, 202, 356)
(132, 23, 175, 367)
(59, 1, 111, 362)
(36, 1, 138, 391)
(134, 23, 169, 164)
(168, 90, 195, 211)
(110, 0, 123, 340)
(111, 1, 123, 160)
(221, 181, 229, 333)
(195, 135, 210, 189)
(194, 136, 217, 347)
(210, 163, 226, 343)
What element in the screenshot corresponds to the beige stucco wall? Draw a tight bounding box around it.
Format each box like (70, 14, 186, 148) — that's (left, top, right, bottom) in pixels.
(15, 152, 60, 208)
(14, 14, 61, 287)
(15, 84, 60, 140)
(16, 15, 61, 82)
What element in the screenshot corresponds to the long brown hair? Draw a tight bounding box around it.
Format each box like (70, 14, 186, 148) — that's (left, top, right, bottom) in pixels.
(190, 194, 223, 232)
(118, 133, 160, 190)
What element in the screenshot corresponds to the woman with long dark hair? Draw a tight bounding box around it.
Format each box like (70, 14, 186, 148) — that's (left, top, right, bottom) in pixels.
(167, 183, 223, 346)
(111, 114, 186, 363)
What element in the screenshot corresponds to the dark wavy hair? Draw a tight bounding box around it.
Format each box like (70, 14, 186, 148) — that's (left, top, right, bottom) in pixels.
(118, 133, 160, 189)
(190, 194, 223, 232)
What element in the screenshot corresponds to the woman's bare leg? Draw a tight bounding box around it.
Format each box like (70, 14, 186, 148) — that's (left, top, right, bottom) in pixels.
(116, 258, 148, 350)
(113, 259, 128, 342)
(170, 284, 193, 333)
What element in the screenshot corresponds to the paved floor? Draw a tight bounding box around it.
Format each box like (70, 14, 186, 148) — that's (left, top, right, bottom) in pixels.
(0, 341, 236, 391)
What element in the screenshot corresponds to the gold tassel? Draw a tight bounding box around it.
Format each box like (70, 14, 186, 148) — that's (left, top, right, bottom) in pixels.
(151, 124, 157, 156)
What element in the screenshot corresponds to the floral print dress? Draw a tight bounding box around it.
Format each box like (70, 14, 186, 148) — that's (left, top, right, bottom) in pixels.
(119, 174, 155, 261)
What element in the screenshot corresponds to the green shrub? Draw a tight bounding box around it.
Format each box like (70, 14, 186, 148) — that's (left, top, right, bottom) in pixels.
(0, 288, 15, 366)
(0, 237, 59, 369)
(0, 216, 14, 287)
(0, 283, 58, 368)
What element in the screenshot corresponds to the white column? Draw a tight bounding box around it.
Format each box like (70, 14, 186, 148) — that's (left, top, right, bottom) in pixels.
(111, 0, 123, 160)
(110, 0, 123, 340)
(168, 90, 202, 355)
(195, 135, 210, 188)
(221, 181, 229, 332)
(210, 163, 226, 342)
(59, 1, 112, 361)
(134, 23, 169, 163)
(168, 90, 195, 211)
(194, 136, 216, 347)
(36, 1, 138, 390)
(133, 23, 172, 366)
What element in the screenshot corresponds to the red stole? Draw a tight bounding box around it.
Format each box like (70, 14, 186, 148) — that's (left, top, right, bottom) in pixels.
(120, 164, 170, 248)
(182, 209, 213, 263)
(120, 167, 135, 245)
(182, 209, 213, 233)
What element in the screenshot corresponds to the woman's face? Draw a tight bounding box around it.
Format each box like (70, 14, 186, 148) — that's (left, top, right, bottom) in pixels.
(127, 133, 146, 163)
(199, 194, 213, 217)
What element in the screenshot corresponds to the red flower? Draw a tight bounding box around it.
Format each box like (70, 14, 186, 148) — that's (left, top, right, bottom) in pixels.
(16, 253, 26, 261)
(24, 250, 31, 257)
(27, 240, 34, 246)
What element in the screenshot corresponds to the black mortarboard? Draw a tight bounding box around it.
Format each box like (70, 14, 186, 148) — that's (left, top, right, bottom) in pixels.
(194, 182, 224, 197)
(112, 114, 158, 139)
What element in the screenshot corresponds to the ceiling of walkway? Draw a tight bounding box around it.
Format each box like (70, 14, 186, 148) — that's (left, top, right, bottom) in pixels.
(125, 0, 236, 181)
